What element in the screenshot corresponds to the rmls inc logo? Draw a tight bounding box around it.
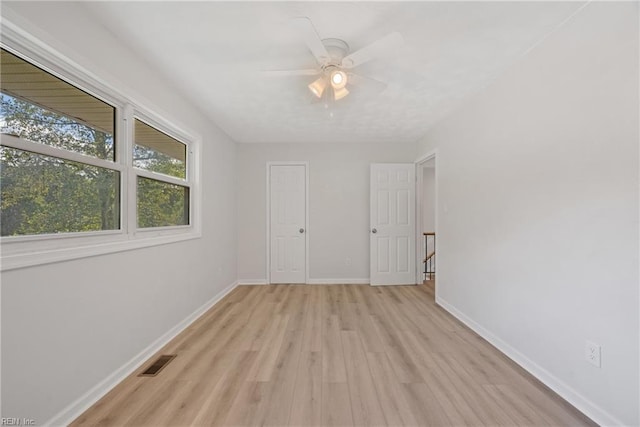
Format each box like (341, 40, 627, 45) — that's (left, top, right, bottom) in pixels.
(1, 419, 35, 426)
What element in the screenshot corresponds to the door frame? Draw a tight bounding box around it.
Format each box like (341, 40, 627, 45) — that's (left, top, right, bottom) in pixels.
(415, 149, 438, 285)
(266, 161, 310, 284)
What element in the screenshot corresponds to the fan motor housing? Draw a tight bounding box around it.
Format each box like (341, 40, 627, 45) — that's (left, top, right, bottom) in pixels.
(321, 38, 350, 63)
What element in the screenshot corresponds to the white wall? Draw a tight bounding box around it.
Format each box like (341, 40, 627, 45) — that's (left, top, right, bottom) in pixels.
(417, 2, 638, 425)
(1, 3, 237, 424)
(237, 142, 416, 283)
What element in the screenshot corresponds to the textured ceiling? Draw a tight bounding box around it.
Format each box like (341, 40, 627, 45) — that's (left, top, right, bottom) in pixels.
(84, 1, 583, 144)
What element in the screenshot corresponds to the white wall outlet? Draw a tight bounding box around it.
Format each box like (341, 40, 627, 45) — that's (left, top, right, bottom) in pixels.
(345, 257, 352, 266)
(585, 341, 601, 368)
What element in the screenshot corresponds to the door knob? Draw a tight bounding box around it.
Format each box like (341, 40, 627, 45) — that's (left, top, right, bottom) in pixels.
(299, 228, 305, 233)
(371, 228, 377, 234)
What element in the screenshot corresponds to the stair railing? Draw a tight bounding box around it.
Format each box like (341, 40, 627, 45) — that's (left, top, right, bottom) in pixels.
(423, 232, 435, 281)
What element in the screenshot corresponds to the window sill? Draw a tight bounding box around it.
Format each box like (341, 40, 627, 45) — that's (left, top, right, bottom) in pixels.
(0, 231, 201, 271)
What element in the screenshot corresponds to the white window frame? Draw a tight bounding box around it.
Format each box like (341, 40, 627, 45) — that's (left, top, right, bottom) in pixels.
(131, 113, 195, 237)
(0, 24, 202, 272)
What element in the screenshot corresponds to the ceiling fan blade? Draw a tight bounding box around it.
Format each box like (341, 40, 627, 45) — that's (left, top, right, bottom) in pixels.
(291, 17, 331, 66)
(341, 32, 404, 69)
(347, 73, 388, 93)
(263, 69, 320, 76)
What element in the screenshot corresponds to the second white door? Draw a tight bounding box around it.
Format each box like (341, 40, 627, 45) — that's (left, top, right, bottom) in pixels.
(269, 164, 307, 284)
(370, 163, 416, 285)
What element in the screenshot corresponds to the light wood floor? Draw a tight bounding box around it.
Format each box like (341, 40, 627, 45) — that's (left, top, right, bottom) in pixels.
(72, 282, 595, 426)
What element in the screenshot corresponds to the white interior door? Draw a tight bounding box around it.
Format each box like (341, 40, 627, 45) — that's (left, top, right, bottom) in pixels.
(269, 164, 307, 284)
(370, 163, 416, 286)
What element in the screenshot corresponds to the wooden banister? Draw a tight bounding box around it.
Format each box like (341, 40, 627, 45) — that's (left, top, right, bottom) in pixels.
(423, 233, 435, 281)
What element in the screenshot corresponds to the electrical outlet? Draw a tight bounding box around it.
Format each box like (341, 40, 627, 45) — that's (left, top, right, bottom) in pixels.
(585, 341, 601, 368)
(345, 257, 352, 266)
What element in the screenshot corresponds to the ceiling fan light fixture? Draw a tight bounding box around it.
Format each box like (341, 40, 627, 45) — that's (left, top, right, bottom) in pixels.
(308, 77, 327, 98)
(330, 70, 347, 89)
(333, 86, 349, 101)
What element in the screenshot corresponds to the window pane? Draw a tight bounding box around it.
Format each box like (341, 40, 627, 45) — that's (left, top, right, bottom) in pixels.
(137, 176, 189, 228)
(0, 49, 115, 161)
(134, 119, 186, 179)
(0, 146, 120, 236)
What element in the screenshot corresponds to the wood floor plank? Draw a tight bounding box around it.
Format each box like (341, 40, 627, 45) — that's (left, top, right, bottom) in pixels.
(354, 304, 386, 353)
(289, 351, 322, 426)
(483, 384, 558, 426)
(190, 350, 258, 426)
(246, 314, 290, 382)
(366, 351, 420, 426)
(226, 328, 304, 426)
(321, 382, 354, 427)
(123, 379, 192, 427)
(397, 331, 485, 426)
(259, 329, 304, 426)
(159, 351, 236, 425)
(223, 381, 269, 426)
(430, 351, 520, 426)
(72, 283, 597, 427)
(341, 330, 387, 426)
(322, 314, 347, 383)
(301, 286, 322, 352)
(370, 312, 424, 383)
(400, 382, 453, 426)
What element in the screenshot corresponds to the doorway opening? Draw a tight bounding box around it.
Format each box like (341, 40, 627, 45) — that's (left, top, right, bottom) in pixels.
(415, 152, 437, 291)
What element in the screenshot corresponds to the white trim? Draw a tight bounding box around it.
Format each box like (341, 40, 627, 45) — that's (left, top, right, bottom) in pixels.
(415, 149, 438, 288)
(265, 164, 270, 283)
(134, 168, 190, 188)
(44, 280, 239, 427)
(123, 104, 136, 237)
(265, 161, 310, 285)
(415, 150, 437, 165)
(237, 279, 269, 285)
(369, 282, 417, 287)
(307, 278, 370, 285)
(0, 135, 123, 172)
(436, 296, 620, 427)
(1, 233, 200, 272)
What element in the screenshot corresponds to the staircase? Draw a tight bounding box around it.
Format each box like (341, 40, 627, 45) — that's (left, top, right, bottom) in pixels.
(423, 232, 435, 281)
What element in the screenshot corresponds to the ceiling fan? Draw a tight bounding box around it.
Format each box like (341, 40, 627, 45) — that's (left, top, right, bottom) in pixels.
(266, 17, 403, 102)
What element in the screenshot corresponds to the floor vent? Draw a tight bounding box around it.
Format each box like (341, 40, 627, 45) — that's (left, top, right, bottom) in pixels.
(138, 354, 176, 377)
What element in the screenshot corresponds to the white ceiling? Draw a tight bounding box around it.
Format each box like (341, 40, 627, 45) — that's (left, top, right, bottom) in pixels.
(84, 1, 583, 144)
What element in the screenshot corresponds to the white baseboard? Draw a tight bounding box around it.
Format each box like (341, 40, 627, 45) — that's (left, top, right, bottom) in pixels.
(435, 296, 623, 427)
(45, 280, 239, 427)
(239, 278, 370, 285)
(237, 279, 268, 285)
(307, 278, 369, 285)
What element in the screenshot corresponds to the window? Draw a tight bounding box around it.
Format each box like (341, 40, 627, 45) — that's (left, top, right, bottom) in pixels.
(137, 177, 189, 228)
(0, 146, 120, 236)
(0, 49, 121, 237)
(134, 119, 186, 179)
(0, 45, 199, 270)
(133, 118, 190, 228)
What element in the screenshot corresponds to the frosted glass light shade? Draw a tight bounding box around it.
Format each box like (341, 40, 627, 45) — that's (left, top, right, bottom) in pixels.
(333, 86, 349, 100)
(308, 77, 327, 98)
